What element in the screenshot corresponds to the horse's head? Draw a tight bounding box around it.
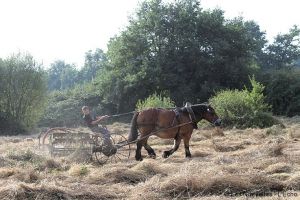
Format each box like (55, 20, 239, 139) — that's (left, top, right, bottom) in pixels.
(191, 104, 222, 126)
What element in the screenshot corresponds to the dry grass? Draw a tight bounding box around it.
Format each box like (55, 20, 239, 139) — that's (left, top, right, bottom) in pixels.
(267, 143, 286, 157)
(0, 117, 299, 199)
(212, 140, 245, 152)
(68, 164, 90, 177)
(265, 163, 292, 174)
(0, 168, 16, 178)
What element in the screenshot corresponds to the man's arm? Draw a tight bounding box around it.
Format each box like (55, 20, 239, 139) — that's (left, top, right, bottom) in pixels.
(91, 115, 109, 125)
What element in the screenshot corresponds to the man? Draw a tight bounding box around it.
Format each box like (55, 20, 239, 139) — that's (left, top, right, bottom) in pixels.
(82, 106, 112, 146)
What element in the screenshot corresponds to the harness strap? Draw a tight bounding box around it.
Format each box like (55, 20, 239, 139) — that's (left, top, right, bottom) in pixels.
(173, 108, 181, 139)
(185, 103, 198, 129)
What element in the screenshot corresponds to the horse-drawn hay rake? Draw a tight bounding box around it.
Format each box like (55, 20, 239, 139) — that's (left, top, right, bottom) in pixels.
(39, 127, 131, 164)
(39, 103, 221, 164)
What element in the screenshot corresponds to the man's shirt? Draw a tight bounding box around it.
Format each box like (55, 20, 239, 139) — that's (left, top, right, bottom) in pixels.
(83, 114, 97, 128)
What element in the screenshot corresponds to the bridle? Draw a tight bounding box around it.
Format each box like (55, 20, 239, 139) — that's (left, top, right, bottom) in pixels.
(187, 103, 221, 127)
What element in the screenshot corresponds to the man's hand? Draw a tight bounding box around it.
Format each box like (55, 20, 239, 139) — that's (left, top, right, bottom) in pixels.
(96, 115, 110, 121)
(91, 115, 110, 125)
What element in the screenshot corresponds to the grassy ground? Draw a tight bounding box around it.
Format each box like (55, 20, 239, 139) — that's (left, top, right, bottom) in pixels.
(0, 117, 299, 199)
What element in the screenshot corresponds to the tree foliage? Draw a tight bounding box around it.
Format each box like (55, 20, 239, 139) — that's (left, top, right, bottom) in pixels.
(263, 69, 300, 116)
(136, 92, 175, 111)
(260, 26, 300, 69)
(7, 0, 299, 129)
(81, 48, 107, 82)
(94, 0, 266, 112)
(0, 53, 47, 134)
(47, 60, 79, 91)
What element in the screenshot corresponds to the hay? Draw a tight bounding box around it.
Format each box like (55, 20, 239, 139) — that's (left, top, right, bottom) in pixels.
(13, 170, 39, 183)
(250, 175, 285, 192)
(114, 169, 147, 184)
(44, 159, 62, 170)
(1, 118, 300, 199)
(0, 182, 120, 200)
(192, 151, 211, 158)
(131, 159, 167, 176)
(87, 165, 147, 184)
(68, 164, 90, 177)
(0, 168, 16, 178)
(66, 149, 92, 163)
(288, 125, 300, 139)
(6, 149, 44, 162)
(212, 127, 225, 137)
(267, 143, 286, 157)
(159, 173, 261, 197)
(0, 156, 14, 167)
(212, 140, 245, 152)
(286, 175, 300, 190)
(128, 175, 163, 200)
(265, 163, 292, 174)
(265, 125, 286, 136)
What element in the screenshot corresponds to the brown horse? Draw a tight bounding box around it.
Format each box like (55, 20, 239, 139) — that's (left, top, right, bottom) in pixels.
(128, 103, 221, 161)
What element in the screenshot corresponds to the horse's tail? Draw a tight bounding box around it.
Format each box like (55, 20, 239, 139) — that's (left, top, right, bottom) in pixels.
(128, 112, 139, 142)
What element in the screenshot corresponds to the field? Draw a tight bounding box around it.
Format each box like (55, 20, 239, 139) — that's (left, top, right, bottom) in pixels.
(0, 117, 300, 200)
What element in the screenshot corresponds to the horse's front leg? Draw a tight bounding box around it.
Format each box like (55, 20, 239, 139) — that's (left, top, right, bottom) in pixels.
(162, 136, 181, 158)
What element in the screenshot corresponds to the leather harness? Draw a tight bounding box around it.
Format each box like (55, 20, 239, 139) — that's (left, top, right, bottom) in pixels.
(139, 104, 198, 139)
(172, 108, 181, 139)
(172, 104, 198, 139)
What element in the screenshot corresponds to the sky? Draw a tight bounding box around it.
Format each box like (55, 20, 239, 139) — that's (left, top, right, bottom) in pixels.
(0, 0, 299, 68)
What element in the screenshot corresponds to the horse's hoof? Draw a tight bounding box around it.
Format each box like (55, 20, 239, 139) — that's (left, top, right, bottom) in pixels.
(186, 154, 192, 158)
(135, 156, 143, 161)
(162, 151, 170, 158)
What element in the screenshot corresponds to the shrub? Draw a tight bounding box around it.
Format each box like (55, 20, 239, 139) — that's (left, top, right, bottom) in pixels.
(136, 93, 175, 111)
(209, 77, 279, 128)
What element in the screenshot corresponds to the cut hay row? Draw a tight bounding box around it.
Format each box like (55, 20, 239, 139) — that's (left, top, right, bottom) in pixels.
(0, 118, 299, 199)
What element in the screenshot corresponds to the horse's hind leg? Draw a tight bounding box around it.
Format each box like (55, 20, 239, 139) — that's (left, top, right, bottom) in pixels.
(162, 136, 181, 158)
(144, 139, 156, 158)
(183, 134, 192, 158)
(135, 140, 144, 161)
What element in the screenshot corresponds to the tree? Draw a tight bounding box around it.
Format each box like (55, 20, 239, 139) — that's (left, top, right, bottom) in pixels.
(263, 69, 300, 116)
(94, 0, 266, 112)
(47, 60, 78, 90)
(261, 25, 300, 69)
(80, 48, 107, 82)
(0, 53, 47, 133)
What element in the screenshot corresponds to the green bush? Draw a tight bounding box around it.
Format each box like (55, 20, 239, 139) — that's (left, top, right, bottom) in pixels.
(136, 93, 175, 111)
(209, 77, 279, 128)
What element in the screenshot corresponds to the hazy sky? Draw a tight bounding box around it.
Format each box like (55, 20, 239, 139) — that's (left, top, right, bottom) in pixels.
(0, 0, 299, 68)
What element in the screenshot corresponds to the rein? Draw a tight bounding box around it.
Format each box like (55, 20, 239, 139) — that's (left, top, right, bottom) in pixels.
(109, 111, 136, 118)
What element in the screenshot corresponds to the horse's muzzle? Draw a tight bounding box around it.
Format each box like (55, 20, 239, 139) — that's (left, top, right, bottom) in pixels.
(213, 118, 222, 126)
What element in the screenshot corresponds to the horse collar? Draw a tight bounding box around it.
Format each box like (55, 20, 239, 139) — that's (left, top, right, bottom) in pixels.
(185, 104, 198, 129)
